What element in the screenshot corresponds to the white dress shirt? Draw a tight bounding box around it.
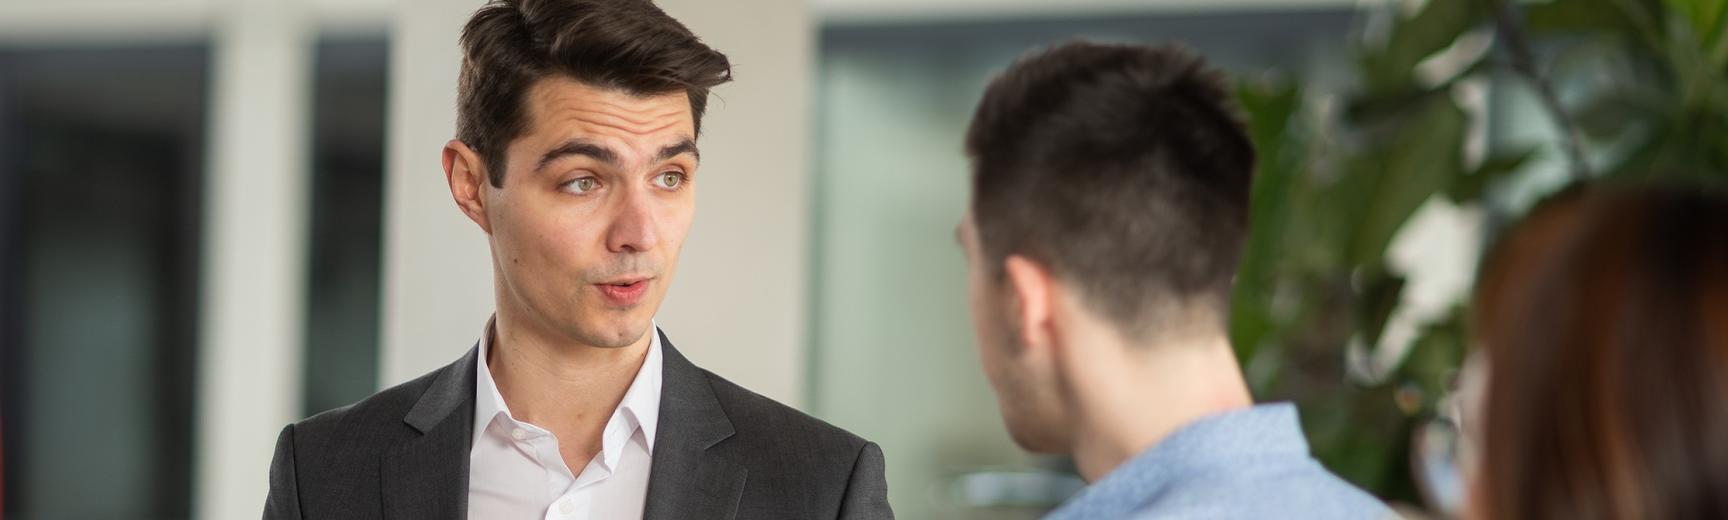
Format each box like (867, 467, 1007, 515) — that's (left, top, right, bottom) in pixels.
(467, 319, 663, 520)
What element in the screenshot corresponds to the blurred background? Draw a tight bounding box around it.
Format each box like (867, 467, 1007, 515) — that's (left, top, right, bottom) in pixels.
(1, 0, 1723, 518)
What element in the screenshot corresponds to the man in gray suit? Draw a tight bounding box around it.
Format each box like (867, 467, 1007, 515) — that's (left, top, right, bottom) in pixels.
(263, 1, 892, 518)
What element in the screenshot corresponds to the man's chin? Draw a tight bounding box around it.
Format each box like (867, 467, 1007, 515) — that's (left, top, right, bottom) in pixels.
(1001, 413, 1064, 453)
(564, 317, 654, 349)
(1006, 430, 1052, 454)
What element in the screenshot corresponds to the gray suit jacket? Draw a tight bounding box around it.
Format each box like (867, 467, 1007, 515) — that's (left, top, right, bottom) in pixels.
(264, 330, 893, 519)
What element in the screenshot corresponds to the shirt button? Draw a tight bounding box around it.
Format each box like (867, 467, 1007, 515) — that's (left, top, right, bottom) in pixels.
(558, 498, 575, 515)
(511, 428, 528, 441)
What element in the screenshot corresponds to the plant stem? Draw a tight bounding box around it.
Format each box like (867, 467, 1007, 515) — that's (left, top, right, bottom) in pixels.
(1490, 0, 1593, 180)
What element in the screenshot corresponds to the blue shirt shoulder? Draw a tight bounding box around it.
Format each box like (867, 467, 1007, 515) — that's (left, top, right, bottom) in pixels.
(1045, 403, 1397, 520)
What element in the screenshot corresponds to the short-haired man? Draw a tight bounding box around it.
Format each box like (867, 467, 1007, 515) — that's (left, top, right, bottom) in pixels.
(956, 41, 1392, 518)
(263, 1, 892, 518)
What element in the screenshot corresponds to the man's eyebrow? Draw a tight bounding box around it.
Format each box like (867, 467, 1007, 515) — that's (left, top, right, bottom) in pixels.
(655, 138, 700, 163)
(536, 139, 620, 172)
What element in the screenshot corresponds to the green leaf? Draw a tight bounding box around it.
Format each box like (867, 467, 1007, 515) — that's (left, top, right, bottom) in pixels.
(1447, 147, 1539, 202)
(1303, 383, 1425, 504)
(1662, 8, 1717, 107)
(1525, 0, 1666, 48)
(1606, 121, 1679, 176)
(1386, 0, 1485, 72)
(1573, 90, 1664, 141)
(1357, 267, 1407, 348)
(1347, 54, 1489, 124)
(1345, 96, 1469, 266)
(1526, 0, 1632, 33)
(1666, 0, 1728, 47)
(1360, 0, 1485, 95)
(1391, 306, 1470, 411)
(1232, 78, 1308, 363)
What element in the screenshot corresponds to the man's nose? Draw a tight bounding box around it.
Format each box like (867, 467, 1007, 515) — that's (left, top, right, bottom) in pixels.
(606, 187, 660, 254)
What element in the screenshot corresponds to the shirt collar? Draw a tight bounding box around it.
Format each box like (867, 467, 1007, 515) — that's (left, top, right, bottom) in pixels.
(608, 327, 662, 459)
(471, 316, 665, 463)
(1047, 402, 1311, 519)
(472, 317, 507, 447)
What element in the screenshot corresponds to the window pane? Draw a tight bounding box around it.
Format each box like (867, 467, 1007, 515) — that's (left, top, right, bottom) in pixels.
(302, 37, 388, 417)
(0, 44, 207, 520)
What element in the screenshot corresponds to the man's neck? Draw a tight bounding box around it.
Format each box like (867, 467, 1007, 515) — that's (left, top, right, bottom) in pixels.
(1066, 334, 1254, 482)
(487, 314, 650, 429)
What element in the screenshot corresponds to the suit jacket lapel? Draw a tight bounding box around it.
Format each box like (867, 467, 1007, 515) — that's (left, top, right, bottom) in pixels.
(644, 330, 746, 520)
(382, 346, 477, 520)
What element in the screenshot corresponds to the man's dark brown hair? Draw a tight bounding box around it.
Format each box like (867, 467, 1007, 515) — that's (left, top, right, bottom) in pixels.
(457, 0, 732, 187)
(964, 41, 1255, 338)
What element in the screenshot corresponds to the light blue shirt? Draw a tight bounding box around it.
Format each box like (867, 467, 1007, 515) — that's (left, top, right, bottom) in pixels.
(1044, 403, 1396, 519)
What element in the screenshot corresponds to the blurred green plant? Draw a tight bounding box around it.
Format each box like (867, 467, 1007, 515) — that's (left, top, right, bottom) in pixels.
(1228, 0, 1728, 509)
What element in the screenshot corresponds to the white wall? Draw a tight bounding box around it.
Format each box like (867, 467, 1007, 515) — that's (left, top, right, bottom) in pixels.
(378, 0, 814, 408)
(377, 0, 494, 387)
(653, 0, 814, 406)
(195, 1, 312, 518)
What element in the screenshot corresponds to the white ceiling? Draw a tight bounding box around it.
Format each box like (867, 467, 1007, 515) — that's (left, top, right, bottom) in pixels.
(0, 0, 1365, 43)
(814, 0, 1362, 24)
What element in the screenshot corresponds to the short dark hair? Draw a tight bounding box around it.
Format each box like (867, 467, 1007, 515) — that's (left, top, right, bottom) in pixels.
(457, 0, 732, 187)
(964, 41, 1255, 338)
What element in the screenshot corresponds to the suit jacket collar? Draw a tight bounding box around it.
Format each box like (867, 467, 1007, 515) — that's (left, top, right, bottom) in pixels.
(381, 329, 746, 520)
(383, 344, 477, 520)
(644, 329, 746, 520)
(404, 345, 478, 434)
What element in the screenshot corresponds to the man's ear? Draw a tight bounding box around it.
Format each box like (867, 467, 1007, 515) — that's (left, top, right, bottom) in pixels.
(1003, 254, 1058, 354)
(444, 139, 492, 234)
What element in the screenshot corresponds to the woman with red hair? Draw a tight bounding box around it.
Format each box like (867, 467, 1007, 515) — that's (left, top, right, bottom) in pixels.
(1469, 182, 1728, 519)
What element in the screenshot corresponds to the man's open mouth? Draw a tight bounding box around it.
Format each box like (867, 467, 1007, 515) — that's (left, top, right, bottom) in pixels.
(595, 278, 651, 306)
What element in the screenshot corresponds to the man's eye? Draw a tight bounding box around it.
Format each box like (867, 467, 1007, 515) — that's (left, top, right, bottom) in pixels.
(656, 172, 685, 189)
(563, 177, 599, 194)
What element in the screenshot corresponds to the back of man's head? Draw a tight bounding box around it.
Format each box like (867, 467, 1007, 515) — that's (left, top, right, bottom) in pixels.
(965, 41, 1255, 343)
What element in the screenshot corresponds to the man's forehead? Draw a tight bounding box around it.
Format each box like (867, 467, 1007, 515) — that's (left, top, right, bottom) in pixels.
(526, 76, 694, 139)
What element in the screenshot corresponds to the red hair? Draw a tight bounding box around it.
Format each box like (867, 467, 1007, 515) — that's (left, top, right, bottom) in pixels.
(1474, 183, 1728, 520)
